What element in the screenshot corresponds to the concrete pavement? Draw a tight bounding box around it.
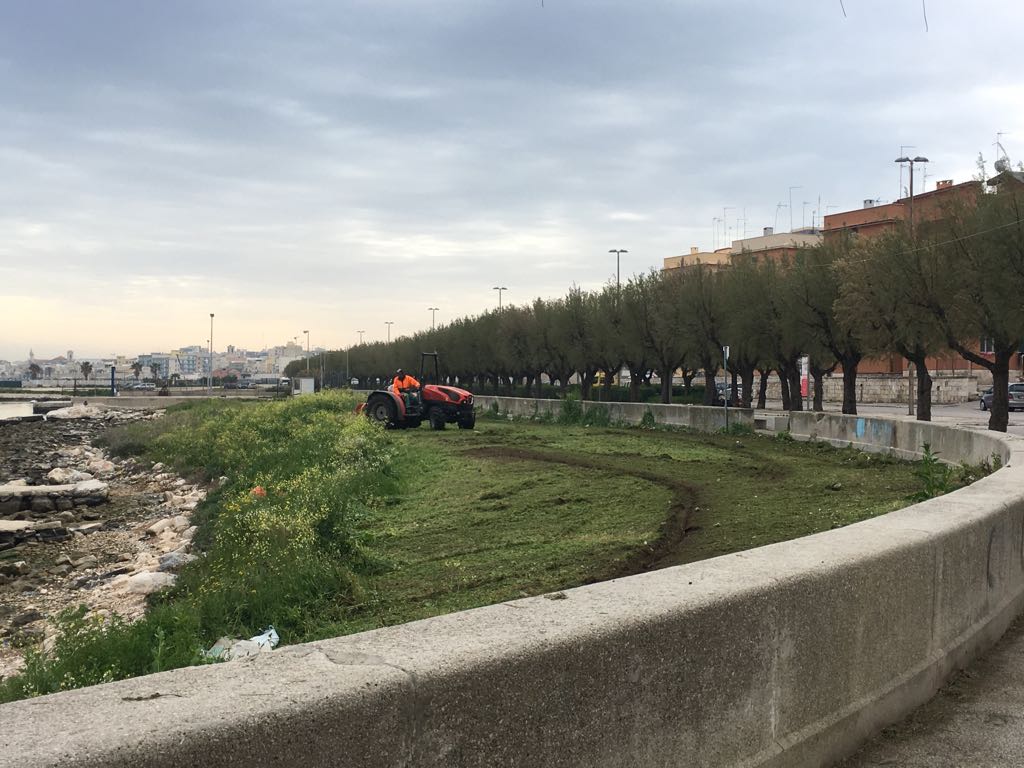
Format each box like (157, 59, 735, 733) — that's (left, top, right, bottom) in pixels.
(837, 612, 1024, 768)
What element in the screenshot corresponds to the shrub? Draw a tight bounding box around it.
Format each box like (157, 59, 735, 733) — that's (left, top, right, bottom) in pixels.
(557, 395, 584, 425)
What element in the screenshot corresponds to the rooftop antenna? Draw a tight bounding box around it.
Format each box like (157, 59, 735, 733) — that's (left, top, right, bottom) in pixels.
(994, 132, 1011, 173)
(774, 202, 787, 232)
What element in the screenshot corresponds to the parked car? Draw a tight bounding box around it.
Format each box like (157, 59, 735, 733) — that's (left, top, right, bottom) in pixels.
(980, 383, 1024, 411)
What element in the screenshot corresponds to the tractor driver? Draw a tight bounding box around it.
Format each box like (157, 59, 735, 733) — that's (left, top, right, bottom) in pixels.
(392, 368, 420, 397)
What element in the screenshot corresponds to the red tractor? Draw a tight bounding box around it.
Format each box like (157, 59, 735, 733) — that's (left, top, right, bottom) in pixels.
(359, 352, 476, 430)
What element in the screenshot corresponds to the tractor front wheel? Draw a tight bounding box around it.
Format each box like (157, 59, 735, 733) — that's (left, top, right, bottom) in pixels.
(457, 413, 476, 430)
(428, 408, 446, 430)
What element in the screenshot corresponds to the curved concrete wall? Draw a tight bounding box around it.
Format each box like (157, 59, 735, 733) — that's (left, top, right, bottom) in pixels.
(3, 404, 1023, 768)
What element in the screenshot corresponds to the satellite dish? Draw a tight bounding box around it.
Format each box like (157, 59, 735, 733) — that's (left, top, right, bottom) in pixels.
(995, 157, 1010, 173)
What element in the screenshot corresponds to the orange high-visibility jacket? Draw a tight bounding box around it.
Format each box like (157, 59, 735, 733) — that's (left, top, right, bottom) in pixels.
(392, 374, 420, 393)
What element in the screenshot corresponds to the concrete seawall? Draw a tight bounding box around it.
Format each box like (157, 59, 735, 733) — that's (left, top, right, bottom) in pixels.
(2, 401, 1022, 767)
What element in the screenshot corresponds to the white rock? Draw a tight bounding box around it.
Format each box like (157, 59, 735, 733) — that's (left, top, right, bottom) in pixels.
(72, 479, 109, 497)
(86, 459, 116, 476)
(146, 518, 174, 537)
(151, 462, 165, 472)
(124, 571, 176, 595)
(170, 515, 191, 532)
(46, 467, 94, 484)
(48, 405, 106, 420)
(180, 525, 198, 541)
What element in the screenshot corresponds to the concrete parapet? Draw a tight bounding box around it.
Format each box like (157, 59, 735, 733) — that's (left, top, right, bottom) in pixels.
(2, 404, 1023, 767)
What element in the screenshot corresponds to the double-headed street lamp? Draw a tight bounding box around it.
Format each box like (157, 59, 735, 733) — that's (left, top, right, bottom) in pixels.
(356, 330, 365, 345)
(492, 286, 507, 310)
(385, 321, 394, 343)
(894, 155, 929, 238)
(608, 249, 628, 290)
(428, 307, 439, 330)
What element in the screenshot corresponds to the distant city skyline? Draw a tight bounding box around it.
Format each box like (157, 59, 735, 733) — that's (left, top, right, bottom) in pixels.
(3, 1, 1023, 361)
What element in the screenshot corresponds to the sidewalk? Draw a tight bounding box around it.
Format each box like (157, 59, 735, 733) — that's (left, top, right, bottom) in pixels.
(837, 613, 1024, 767)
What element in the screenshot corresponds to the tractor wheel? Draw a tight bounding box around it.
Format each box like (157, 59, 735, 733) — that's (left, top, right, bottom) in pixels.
(366, 396, 397, 428)
(429, 408, 446, 430)
(458, 413, 476, 430)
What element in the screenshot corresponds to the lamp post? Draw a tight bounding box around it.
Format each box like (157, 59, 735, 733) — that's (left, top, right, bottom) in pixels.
(492, 286, 507, 310)
(894, 155, 928, 238)
(356, 330, 365, 345)
(385, 321, 394, 343)
(208, 313, 214, 395)
(428, 307, 439, 330)
(303, 330, 310, 372)
(895, 154, 929, 416)
(608, 249, 628, 290)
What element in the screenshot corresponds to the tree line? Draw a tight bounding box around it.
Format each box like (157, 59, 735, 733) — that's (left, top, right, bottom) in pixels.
(290, 185, 1024, 432)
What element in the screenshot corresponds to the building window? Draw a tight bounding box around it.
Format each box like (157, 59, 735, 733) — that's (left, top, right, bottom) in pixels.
(980, 337, 995, 354)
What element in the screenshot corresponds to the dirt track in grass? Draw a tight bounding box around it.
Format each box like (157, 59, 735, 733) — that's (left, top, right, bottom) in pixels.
(470, 445, 701, 577)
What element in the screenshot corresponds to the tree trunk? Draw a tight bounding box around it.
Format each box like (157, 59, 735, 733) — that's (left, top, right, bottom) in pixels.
(628, 367, 642, 402)
(603, 368, 615, 399)
(580, 371, 594, 401)
(914, 359, 932, 422)
(756, 368, 769, 409)
(989, 354, 1013, 432)
(535, 372, 544, 398)
(778, 369, 792, 411)
(740, 368, 754, 408)
(660, 365, 673, 404)
(787, 367, 803, 411)
(841, 358, 859, 415)
(682, 371, 695, 392)
(812, 370, 824, 412)
(703, 366, 717, 406)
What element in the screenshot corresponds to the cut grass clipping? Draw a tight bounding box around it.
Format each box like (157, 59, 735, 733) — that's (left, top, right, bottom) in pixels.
(1, 395, 982, 702)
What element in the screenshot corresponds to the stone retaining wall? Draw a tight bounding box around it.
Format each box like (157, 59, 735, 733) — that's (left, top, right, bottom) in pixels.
(2, 401, 1023, 768)
(764, 373, 980, 405)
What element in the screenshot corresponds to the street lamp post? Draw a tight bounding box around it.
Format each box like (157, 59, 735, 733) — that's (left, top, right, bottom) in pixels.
(492, 286, 507, 310)
(303, 330, 310, 372)
(208, 313, 214, 395)
(356, 330, 365, 345)
(608, 249, 628, 290)
(428, 307, 439, 330)
(894, 155, 929, 238)
(385, 321, 394, 343)
(895, 154, 929, 416)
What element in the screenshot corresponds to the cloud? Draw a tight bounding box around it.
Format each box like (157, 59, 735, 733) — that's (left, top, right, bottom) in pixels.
(1, 0, 1023, 358)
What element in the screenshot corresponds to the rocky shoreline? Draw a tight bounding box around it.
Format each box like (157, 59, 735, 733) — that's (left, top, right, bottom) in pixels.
(0, 405, 206, 680)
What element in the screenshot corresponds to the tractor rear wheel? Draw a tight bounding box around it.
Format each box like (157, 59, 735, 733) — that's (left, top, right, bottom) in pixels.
(429, 408, 446, 430)
(367, 396, 397, 428)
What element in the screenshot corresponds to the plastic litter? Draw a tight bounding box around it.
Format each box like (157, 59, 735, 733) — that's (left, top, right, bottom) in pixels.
(204, 626, 279, 661)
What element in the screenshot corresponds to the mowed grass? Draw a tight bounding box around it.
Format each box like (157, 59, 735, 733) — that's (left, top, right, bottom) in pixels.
(329, 418, 923, 635)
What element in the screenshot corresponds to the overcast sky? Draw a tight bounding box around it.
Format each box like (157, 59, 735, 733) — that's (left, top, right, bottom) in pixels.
(2, 0, 1022, 361)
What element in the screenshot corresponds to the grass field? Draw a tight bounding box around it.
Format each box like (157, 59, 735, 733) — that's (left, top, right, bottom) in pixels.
(329, 417, 927, 636)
